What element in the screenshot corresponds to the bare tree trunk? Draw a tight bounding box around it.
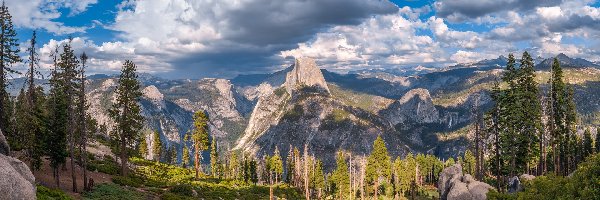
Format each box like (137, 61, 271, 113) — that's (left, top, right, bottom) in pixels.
(120, 132, 127, 176)
(304, 145, 310, 200)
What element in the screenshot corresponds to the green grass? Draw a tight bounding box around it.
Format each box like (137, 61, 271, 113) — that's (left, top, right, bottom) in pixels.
(36, 185, 73, 200)
(125, 157, 304, 199)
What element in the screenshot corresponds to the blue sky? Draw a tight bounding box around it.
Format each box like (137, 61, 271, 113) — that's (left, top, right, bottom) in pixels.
(6, 0, 600, 78)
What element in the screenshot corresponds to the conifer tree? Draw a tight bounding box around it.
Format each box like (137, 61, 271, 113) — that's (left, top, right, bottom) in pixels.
(310, 159, 325, 199)
(182, 145, 190, 168)
(285, 146, 296, 184)
(19, 31, 45, 171)
(152, 131, 162, 161)
(0, 2, 21, 140)
(139, 134, 148, 159)
(229, 151, 239, 179)
(463, 150, 476, 175)
(55, 39, 81, 192)
(582, 128, 593, 159)
(77, 52, 92, 191)
(47, 46, 68, 188)
(210, 137, 220, 178)
(331, 151, 350, 199)
(366, 136, 391, 199)
(191, 111, 210, 178)
(270, 147, 283, 183)
(109, 60, 144, 176)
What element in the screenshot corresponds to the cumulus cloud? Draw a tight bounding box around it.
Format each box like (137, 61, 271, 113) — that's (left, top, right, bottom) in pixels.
(102, 0, 398, 78)
(280, 9, 452, 71)
(5, 0, 97, 34)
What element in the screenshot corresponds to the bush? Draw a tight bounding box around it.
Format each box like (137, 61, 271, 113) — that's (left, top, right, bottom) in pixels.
(36, 185, 73, 200)
(491, 153, 600, 200)
(112, 175, 144, 188)
(87, 156, 119, 175)
(168, 184, 195, 197)
(83, 183, 146, 200)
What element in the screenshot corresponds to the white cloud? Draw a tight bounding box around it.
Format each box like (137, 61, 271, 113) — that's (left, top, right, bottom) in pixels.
(4, 0, 97, 34)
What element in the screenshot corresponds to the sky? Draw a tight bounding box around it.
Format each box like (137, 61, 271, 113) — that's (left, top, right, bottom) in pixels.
(6, 0, 600, 79)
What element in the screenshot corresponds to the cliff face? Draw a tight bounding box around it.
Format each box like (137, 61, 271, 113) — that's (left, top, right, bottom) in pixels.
(380, 88, 440, 125)
(285, 58, 330, 95)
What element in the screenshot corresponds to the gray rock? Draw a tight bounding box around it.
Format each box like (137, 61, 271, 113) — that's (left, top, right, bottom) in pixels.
(438, 164, 463, 199)
(508, 176, 521, 193)
(0, 129, 9, 155)
(447, 181, 472, 200)
(462, 174, 474, 184)
(439, 164, 493, 200)
(0, 153, 36, 200)
(467, 181, 493, 200)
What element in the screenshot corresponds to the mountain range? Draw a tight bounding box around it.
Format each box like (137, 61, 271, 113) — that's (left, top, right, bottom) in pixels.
(6, 54, 600, 168)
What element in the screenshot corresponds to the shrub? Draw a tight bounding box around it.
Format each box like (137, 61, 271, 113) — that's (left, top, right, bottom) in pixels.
(168, 184, 195, 197)
(112, 175, 144, 188)
(36, 185, 73, 200)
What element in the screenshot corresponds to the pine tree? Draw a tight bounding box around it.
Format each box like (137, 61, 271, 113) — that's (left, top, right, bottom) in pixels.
(53, 39, 81, 192)
(108, 60, 144, 176)
(311, 159, 325, 199)
(463, 150, 476, 175)
(191, 111, 210, 179)
(229, 151, 239, 179)
(0, 2, 21, 141)
(169, 144, 178, 165)
(331, 151, 350, 199)
(47, 46, 68, 188)
(182, 145, 190, 168)
(366, 136, 391, 199)
(285, 146, 296, 184)
(152, 131, 162, 161)
(77, 52, 92, 191)
(210, 136, 220, 178)
(582, 128, 593, 159)
(139, 134, 148, 159)
(270, 147, 283, 183)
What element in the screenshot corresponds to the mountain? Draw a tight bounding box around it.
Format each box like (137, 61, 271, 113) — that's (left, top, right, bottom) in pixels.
(8, 54, 598, 168)
(535, 53, 600, 70)
(350, 65, 438, 77)
(449, 55, 508, 69)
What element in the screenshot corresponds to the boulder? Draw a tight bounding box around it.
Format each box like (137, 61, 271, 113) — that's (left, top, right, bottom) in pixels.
(439, 164, 493, 200)
(447, 181, 471, 200)
(0, 153, 36, 200)
(508, 176, 521, 193)
(0, 129, 9, 155)
(439, 164, 463, 199)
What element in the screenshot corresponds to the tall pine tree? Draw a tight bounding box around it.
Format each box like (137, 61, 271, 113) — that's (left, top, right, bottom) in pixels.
(191, 111, 210, 178)
(109, 60, 144, 176)
(366, 136, 391, 199)
(0, 1, 21, 147)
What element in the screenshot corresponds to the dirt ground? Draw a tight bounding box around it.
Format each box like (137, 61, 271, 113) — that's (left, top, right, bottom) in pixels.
(34, 157, 113, 199)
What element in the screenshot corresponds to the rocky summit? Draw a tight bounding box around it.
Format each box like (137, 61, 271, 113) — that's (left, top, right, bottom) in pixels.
(285, 57, 330, 95)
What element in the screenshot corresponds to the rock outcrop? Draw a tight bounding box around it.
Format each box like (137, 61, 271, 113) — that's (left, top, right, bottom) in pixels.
(438, 164, 493, 200)
(0, 130, 36, 200)
(285, 57, 330, 95)
(508, 174, 536, 193)
(380, 88, 439, 125)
